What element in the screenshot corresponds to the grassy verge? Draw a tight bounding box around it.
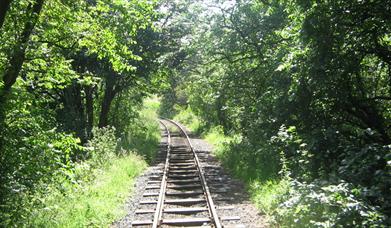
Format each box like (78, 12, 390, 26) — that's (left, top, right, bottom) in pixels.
(173, 106, 203, 134)
(26, 97, 161, 227)
(119, 97, 161, 163)
(172, 108, 284, 212)
(172, 107, 387, 227)
(30, 153, 147, 227)
(202, 127, 287, 223)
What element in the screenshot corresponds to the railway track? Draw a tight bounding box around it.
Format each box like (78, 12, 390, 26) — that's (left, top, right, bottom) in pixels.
(131, 119, 241, 227)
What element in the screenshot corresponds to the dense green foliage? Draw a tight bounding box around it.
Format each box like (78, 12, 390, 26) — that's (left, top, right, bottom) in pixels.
(161, 0, 391, 226)
(0, 0, 164, 226)
(118, 97, 162, 163)
(1, 0, 390, 226)
(29, 153, 147, 227)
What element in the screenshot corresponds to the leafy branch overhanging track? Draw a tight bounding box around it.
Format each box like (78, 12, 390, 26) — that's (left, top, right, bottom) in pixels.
(131, 119, 240, 227)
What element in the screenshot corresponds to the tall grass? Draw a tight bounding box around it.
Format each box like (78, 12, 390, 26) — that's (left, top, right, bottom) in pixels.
(119, 97, 161, 163)
(173, 108, 387, 227)
(173, 108, 290, 225)
(24, 97, 161, 227)
(30, 153, 147, 227)
(173, 106, 203, 134)
(203, 127, 287, 221)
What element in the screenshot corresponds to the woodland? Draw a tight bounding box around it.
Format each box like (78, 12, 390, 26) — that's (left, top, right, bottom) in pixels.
(0, 0, 390, 227)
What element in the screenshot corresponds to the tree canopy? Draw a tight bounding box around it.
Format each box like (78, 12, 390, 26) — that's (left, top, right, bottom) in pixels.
(159, 0, 390, 226)
(1, 0, 390, 226)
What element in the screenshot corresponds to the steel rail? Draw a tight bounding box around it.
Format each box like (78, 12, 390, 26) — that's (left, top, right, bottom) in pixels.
(163, 118, 222, 228)
(152, 120, 171, 228)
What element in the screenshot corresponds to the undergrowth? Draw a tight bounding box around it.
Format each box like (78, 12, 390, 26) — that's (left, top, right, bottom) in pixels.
(119, 97, 161, 163)
(173, 106, 203, 134)
(173, 107, 388, 227)
(1, 97, 160, 227)
(29, 153, 146, 227)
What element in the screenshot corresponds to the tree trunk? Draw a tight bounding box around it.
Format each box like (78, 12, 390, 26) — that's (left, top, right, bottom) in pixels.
(0, 0, 12, 30)
(85, 85, 94, 138)
(99, 77, 117, 128)
(1, 0, 44, 93)
(348, 99, 391, 145)
(0, 0, 45, 152)
(216, 91, 228, 133)
(59, 83, 87, 143)
(98, 89, 116, 128)
(0, 0, 45, 111)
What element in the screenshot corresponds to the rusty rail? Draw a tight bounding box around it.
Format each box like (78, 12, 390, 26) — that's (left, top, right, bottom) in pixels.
(133, 119, 223, 227)
(152, 120, 171, 227)
(163, 119, 222, 228)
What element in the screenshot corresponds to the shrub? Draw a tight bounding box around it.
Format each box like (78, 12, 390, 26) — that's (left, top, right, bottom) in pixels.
(0, 131, 83, 227)
(28, 153, 147, 227)
(250, 179, 290, 216)
(274, 180, 387, 227)
(173, 106, 204, 134)
(86, 126, 117, 167)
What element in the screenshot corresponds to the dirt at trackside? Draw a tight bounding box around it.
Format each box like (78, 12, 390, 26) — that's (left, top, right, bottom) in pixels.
(113, 123, 269, 227)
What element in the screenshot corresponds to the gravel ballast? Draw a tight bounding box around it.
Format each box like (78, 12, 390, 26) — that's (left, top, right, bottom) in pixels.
(113, 122, 268, 227)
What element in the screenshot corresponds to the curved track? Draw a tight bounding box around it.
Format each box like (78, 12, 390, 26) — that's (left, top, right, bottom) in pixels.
(132, 119, 226, 227)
